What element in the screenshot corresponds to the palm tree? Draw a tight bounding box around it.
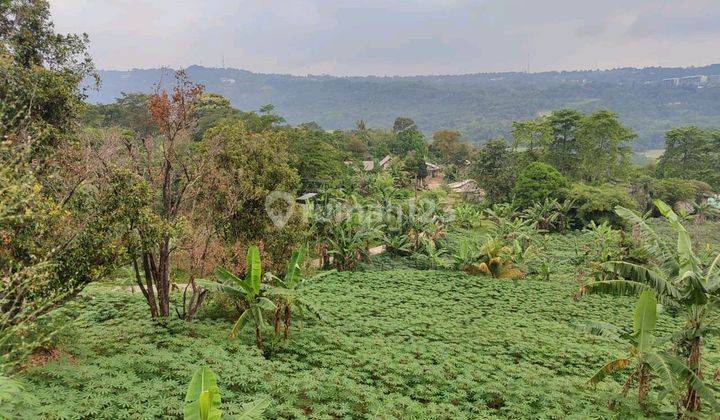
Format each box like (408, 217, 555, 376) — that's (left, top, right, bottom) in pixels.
(588, 291, 709, 409)
(201, 246, 276, 349)
(584, 200, 720, 415)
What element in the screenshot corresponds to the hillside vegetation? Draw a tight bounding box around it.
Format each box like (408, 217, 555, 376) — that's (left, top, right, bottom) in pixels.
(4, 1, 720, 419)
(90, 64, 720, 149)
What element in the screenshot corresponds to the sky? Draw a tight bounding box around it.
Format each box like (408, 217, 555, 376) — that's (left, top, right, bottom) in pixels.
(49, 0, 720, 76)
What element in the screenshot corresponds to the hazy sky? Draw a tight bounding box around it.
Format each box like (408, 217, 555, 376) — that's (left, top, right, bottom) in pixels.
(50, 0, 720, 76)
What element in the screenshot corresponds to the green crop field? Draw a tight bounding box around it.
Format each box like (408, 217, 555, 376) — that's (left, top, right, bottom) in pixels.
(18, 264, 719, 419)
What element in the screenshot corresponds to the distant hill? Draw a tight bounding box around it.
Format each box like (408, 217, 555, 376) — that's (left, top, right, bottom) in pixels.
(87, 64, 720, 150)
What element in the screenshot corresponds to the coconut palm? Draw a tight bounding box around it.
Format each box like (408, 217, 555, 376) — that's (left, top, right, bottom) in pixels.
(589, 291, 711, 408)
(522, 198, 561, 231)
(584, 200, 720, 414)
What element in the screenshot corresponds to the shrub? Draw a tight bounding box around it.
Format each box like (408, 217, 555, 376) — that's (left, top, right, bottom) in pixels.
(512, 162, 568, 208)
(565, 183, 635, 227)
(649, 178, 712, 207)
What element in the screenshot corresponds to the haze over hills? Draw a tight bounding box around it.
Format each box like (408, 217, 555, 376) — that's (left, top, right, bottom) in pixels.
(88, 64, 720, 150)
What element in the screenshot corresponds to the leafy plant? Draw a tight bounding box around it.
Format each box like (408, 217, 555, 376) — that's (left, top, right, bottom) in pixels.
(457, 235, 524, 279)
(326, 212, 379, 270)
(584, 200, 720, 415)
(452, 202, 484, 229)
(201, 246, 276, 349)
(265, 247, 323, 340)
(184, 366, 222, 420)
(588, 291, 710, 409)
(184, 366, 269, 420)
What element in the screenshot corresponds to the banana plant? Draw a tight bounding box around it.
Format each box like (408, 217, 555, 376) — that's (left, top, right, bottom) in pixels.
(201, 246, 276, 349)
(325, 213, 379, 270)
(265, 247, 324, 340)
(453, 237, 480, 270)
(183, 366, 269, 420)
(184, 366, 222, 420)
(588, 291, 714, 409)
(522, 198, 561, 232)
(584, 200, 720, 415)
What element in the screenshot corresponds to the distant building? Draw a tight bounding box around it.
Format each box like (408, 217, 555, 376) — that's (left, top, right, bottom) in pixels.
(378, 155, 392, 170)
(426, 163, 442, 178)
(296, 192, 317, 204)
(678, 75, 707, 88)
(362, 160, 375, 171)
(661, 77, 679, 87)
(448, 179, 484, 201)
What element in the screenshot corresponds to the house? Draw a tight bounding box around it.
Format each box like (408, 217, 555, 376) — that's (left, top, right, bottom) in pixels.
(448, 179, 485, 201)
(448, 179, 476, 193)
(362, 156, 391, 172)
(426, 163, 442, 178)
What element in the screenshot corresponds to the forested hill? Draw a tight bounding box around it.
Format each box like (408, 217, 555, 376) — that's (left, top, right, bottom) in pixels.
(88, 64, 720, 150)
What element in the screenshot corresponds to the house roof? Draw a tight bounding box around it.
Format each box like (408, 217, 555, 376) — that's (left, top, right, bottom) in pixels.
(448, 179, 474, 189)
(296, 192, 317, 202)
(378, 155, 391, 167)
(362, 160, 375, 171)
(449, 179, 482, 193)
(426, 162, 441, 171)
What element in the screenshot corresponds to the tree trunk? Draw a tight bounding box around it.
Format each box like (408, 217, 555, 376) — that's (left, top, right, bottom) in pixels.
(274, 305, 282, 335)
(134, 243, 172, 318)
(157, 240, 171, 317)
(137, 253, 158, 317)
(284, 305, 292, 340)
(255, 324, 264, 350)
(682, 337, 702, 413)
(180, 279, 207, 322)
(637, 364, 650, 404)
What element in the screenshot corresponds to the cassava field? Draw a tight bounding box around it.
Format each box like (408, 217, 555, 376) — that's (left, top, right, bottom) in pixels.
(15, 230, 720, 419)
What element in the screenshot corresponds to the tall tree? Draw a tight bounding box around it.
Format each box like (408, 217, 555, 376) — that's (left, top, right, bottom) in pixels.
(546, 109, 583, 178)
(657, 127, 720, 189)
(472, 139, 517, 203)
(1, 0, 132, 362)
(430, 130, 472, 165)
(576, 110, 635, 183)
(511, 119, 551, 159)
(110, 71, 211, 318)
(390, 117, 427, 157)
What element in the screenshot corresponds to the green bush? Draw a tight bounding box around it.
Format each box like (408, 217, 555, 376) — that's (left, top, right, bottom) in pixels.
(512, 162, 569, 208)
(566, 183, 636, 227)
(649, 178, 712, 206)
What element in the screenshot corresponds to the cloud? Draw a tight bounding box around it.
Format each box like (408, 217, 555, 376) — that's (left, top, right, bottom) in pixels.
(48, 0, 720, 75)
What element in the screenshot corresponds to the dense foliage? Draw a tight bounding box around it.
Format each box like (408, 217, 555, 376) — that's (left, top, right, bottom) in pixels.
(90, 64, 720, 150)
(512, 162, 568, 209)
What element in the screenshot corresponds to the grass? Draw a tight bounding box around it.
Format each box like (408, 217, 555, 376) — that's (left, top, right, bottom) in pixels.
(17, 259, 720, 418)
